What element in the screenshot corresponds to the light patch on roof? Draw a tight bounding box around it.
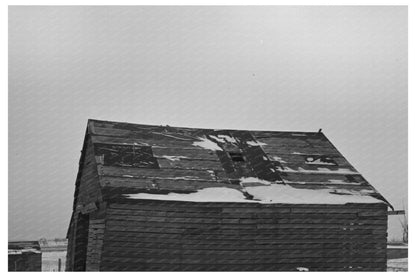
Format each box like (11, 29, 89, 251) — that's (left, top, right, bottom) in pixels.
(193, 137, 223, 151)
(209, 135, 223, 143)
(126, 187, 249, 202)
(284, 180, 362, 186)
(245, 184, 382, 204)
(281, 166, 358, 175)
(207, 170, 216, 178)
(133, 142, 150, 146)
(317, 167, 357, 174)
(334, 188, 375, 194)
(164, 176, 203, 181)
(327, 179, 365, 185)
(218, 135, 237, 143)
(8, 250, 23, 255)
(125, 182, 382, 204)
(328, 179, 360, 185)
(306, 160, 336, 165)
(151, 132, 192, 141)
(328, 179, 345, 183)
(271, 156, 286, 163)
(246, 140, 267, 147)
(209, 135, 237, 144)
(305, 157, 336, 165)
(240, 177, 272, 186)
(160, 155, 188, 161)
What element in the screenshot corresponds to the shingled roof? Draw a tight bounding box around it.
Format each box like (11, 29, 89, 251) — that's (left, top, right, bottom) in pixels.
(81, 119, 391, 208)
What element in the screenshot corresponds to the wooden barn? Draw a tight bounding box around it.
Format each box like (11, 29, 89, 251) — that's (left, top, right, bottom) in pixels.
(66, 119, 392, 271)
(8, 241, 42, 271)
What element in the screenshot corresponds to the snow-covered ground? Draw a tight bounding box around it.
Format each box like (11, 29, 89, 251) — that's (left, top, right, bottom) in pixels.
(42, 251, 66, 272)
(387, 258, 408, 272)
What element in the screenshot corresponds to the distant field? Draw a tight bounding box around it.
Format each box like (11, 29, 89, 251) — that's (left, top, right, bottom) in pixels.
(387, 258, 408, 272)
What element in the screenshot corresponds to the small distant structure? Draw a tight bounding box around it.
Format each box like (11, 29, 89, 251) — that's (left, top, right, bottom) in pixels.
(66, 119, 392, 271)
(8, 241, 42, 271)
(39, 238, 68, 271)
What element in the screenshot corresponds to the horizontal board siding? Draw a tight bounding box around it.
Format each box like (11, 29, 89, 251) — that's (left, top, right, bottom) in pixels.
(75, 139, 102, 210)
(103, 240, 385, 250)
(104, 220, 386, 231)
(86, 218, 105, 271)
(104, 213, 386, 225)
(67, 137, 102, 271)
(99, 201, 387, 271)
(103, 231, 386, 241)
(95, 262, 386, 271)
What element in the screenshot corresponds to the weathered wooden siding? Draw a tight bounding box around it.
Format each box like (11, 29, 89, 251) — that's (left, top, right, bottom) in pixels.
(85, 216, 105, 271)
(72, 213, 89, 271)
(75, 138, 103, 208)
(66, 135, 102, 271)
(99, 200, 387, 271)
(65, 216, 75, 271)
(8, 253, 42, 271)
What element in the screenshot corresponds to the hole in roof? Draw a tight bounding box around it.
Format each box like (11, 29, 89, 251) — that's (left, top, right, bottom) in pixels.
(95, 143, 160, 169)
(228, 152, 245, 162)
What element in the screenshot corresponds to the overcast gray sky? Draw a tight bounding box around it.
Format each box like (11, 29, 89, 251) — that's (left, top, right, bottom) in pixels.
(9, 6, 407, 241)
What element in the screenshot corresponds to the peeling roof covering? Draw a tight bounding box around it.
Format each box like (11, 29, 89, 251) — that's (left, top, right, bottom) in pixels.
(8, 241, 41, 255)
(86, 119, 391, 207)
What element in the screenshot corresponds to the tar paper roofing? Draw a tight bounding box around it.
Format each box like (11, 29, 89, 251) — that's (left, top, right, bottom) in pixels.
(81, 119, 391, 207)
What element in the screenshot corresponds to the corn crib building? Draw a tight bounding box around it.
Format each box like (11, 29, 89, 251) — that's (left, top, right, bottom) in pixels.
(66, 119, 392, 271)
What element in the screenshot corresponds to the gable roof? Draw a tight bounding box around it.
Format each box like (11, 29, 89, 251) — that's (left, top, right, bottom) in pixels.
(84, 119, 391, 208)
